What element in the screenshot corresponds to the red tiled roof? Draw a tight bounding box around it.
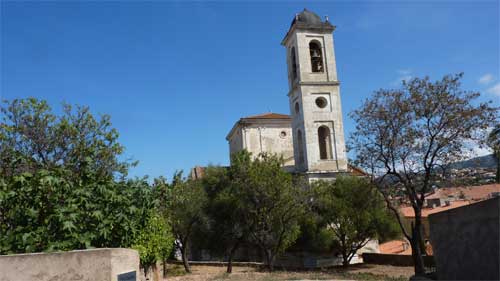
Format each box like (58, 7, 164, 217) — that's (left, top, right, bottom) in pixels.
(400, 200, 471, 218)
(426, 184, 500, 201)
(242, 112, 291, 120)
(379, 240, 412, 255)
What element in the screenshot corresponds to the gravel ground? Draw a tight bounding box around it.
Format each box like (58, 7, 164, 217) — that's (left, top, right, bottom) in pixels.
(165, 264, 413, 281)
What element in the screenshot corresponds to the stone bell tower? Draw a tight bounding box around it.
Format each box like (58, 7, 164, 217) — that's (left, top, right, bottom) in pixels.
(282, 9, 348, 181)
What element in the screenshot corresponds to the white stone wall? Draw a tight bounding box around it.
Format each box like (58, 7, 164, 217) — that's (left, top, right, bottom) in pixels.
(228, 122, 295, 167)
(295, 31, 338, 83)
(0, 248, 139, 281)
(228, 127, 243, 156)
(285, 29, 347, 174)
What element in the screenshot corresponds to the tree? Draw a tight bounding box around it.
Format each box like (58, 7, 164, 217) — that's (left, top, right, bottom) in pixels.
(349, 73, 498, 275)
(133, 214, 174, 280)
(167, 172, 208, 273)
(232, 151, 305, 271)
(487, 124, 500, 183)
(0, 98, 153, 255)
(0, 169, 154, 254)
(312, 176, 399, 267)
(201, 165, 248, 273)
(0, 98, 132, 180)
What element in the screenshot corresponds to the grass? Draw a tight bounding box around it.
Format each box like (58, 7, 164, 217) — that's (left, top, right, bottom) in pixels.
(166, 264, 187, 277)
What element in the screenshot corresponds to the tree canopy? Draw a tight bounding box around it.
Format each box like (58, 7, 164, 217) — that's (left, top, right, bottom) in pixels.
(312, 176, 400, 267)
(349, 73, 498, 274)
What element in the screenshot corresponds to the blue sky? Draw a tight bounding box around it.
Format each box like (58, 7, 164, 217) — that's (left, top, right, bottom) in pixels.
(1, 1, 499, 179)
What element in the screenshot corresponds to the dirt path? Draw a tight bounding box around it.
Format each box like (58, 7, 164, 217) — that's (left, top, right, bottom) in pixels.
(166, 264, 413, 281)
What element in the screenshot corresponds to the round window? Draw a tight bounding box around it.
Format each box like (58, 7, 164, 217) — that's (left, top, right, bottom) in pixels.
(294, 102, 300, 114)
(280, 131, 287, 138)
(315, 97, 328, 108)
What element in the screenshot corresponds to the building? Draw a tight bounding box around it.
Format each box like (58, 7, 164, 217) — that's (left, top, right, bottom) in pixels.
(380, 183, 500, 255)
(226, 9, 348, 181)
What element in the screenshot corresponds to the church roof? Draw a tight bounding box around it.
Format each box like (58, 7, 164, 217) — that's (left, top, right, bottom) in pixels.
(242, 112, 291, 120)
(226, 113, 291, 141)
(290, 9, 325, 28)
(282, 9, 335, 45)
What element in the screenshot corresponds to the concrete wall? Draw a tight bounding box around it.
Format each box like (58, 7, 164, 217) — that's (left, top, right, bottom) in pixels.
(429, 197, 499, 280)
(362, 253, 435, 267)
(0, 248, 139, 281)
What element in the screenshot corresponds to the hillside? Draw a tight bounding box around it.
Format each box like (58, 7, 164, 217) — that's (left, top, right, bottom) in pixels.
(449, 154, 497, 169)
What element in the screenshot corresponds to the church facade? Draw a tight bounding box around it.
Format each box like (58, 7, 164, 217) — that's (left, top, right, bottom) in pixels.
(227, 9, 348, 181)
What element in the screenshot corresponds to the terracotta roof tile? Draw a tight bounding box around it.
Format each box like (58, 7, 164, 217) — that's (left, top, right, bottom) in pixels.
(379, 240, 412, 255)
(426, 184, 500, 201)
(400, 200, 471, 218)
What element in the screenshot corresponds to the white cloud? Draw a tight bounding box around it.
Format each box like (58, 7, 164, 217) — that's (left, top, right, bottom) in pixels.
(391, 69, 413, 86)
(486, 83, 500, 97)
(397, 69, 411, 75)
(470, 145, 493, 157)
(479, 73, 494, 85)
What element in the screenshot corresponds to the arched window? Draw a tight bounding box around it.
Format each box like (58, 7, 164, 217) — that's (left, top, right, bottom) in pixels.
(290, 47, 297, 80)
(297, 129, 304, 165)
(318, 126, 332, 160)
(309, 41, 324, 73)
(294, 102, 300, 114)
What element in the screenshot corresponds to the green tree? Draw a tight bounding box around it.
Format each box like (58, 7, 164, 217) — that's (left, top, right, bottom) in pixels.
(0, 98, 133, 180)
(349, 73, 498, 275)
(0, 98, 153, 255)
(487, 124, 500, 183)
(232, 151, 305, 271)
(167, 172, 208, 273)
(0, 169, 153, 254)
(133, 214, 174, 279)
(312, 176, 399, 267)
(200, 166, 242, 273)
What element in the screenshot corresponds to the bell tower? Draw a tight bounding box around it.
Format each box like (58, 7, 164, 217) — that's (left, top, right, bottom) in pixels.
(282, 9, 347, 180)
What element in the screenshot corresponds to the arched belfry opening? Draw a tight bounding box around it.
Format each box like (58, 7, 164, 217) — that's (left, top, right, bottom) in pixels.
(297, 129, 305, 165)
(290, 47, 297, 80)
(309, 41, 324, 73)
(318, 126, 332, 160)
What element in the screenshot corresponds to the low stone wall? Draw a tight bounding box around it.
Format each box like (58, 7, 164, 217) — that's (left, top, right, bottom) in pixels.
(362, 253, 435, 267)
(0, 248, 139, 281)
(429, 197, 499, 280)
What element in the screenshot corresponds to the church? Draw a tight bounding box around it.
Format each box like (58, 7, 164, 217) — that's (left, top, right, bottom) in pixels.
(225, 9, 350, 181)
(190, 9, 375, 265)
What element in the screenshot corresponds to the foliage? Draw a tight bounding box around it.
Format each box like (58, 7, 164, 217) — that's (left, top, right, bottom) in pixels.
(201, 165, 248, 273)
(0, 98, 133, 180)
(349, 73, 498, 274)
(0, 169, 153, 254)
(312, 176, 400, 267)
(0, 98, 155, 258)
(231, 151, 306, 271)
(132, 214, 174, 275)
(166, 171, 208, 273)
(487, 123, 500, 183)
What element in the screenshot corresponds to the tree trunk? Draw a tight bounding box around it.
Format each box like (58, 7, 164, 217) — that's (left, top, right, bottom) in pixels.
(342, 253, 349, 268)
(264, 249, 274, 272)
(162, 259, 167, 279)
(152, 264, 160, 281)
(181, 245, 191, 273)
(495, 153, 500, 183)
(411, 211, 426, 275)
(226, 243, 239, 273)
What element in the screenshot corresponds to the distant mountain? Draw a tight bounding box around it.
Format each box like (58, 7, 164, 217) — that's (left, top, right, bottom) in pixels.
(449, 154, 497, 169)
